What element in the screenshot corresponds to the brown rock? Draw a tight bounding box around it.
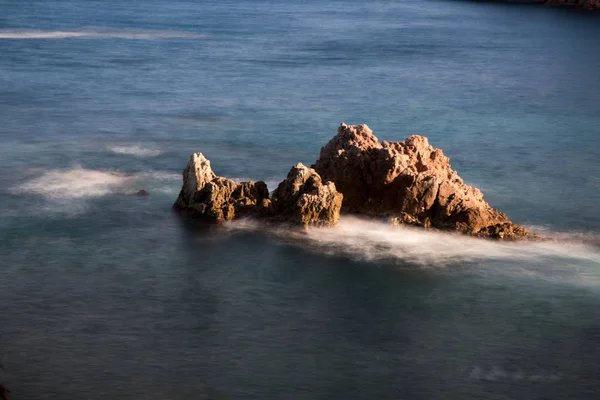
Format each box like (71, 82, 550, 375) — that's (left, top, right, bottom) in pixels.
(173, 153, 216, 209)
(271, 163, 343, 226)
(173, 153, 270, 222)
(173, 155, 342, 226)
(313, 123, 532, 240)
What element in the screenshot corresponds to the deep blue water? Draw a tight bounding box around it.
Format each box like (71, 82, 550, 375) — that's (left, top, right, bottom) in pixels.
(1, 1, 600, 399)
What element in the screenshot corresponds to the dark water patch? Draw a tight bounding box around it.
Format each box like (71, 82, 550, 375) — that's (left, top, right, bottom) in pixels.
(176, 112, 226, 125)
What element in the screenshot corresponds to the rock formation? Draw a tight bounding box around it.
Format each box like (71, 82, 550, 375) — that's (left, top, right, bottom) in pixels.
(173, 153, 342, 226)
(174, 153, 270, 223)
(175, 124, 532, 240)
(312, 123, 531, 240)
(271, 163, 343, 226)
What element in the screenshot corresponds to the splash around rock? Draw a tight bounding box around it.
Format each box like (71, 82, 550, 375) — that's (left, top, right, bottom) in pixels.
(174, 123, 533, 239)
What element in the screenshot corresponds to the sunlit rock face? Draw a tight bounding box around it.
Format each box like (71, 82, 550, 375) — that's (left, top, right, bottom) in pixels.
(175, 124, 532, 239)
(174, 154, 342, 226)
(173, 153, 271, 223)
(271, 163, 343, 227)
(312, 123, 532, 240)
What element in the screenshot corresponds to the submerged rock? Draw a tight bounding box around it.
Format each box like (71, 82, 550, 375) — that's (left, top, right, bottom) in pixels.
(173, 153, 270, 223)
(313, 123, 532, 240)
(271, 163, 343, 226)
(173, 154, 342, 226)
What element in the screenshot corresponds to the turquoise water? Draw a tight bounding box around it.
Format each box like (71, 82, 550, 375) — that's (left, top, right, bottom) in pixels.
(1, 1, 600, 399)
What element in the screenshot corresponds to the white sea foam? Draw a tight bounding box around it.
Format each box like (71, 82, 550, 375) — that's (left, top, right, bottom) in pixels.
(108, 145, 162, 157)
(0, 29, 204, 40)
(10, 168, 181, 202)
(135, 171, 180, 182)
(225, 217, 600, 275)
(11, 168, 131, 199)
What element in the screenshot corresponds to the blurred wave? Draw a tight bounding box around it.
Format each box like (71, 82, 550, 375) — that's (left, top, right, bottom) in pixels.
(10, 168, 131, 199)
(107, 145, 162, 157)
(0, 29, 204, 39)
(225, 217, 600, 270)
(8, 167, 180, 208)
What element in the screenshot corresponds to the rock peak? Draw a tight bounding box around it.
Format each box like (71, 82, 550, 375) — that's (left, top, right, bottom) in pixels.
(404, 135, 430, 149)
(336, 123, 380, 150)
(313, 123, 531, 240)
(293, 162, 308, 171)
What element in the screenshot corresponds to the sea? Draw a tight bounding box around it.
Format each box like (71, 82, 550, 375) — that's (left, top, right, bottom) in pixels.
(1, 0, 600, 399)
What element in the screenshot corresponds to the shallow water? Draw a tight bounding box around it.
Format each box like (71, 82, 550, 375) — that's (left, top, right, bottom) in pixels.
(1, 1, 600, 399)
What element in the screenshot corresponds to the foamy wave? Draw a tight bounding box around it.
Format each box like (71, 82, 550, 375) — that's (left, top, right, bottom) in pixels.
(225, 217, 600, 269)
(11, 168, 131, 199)
(135, 171, 180, 181)
(108, 145, 162, 157)
(10, 168, 181, 202)
(526, 225, 600, 246)
(0, 29, 204, 40)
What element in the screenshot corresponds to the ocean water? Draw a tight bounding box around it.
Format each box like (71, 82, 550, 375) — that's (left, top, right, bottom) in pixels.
(1, 0, 600, 399)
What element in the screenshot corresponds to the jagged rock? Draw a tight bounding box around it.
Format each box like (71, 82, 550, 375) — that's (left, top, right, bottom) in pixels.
(271, 163, 343, 226)
(173, 153, 270, 222)
(174, 153, 216, 210)
(173, 154, 342, 226)
(313, 123, 532, 240)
